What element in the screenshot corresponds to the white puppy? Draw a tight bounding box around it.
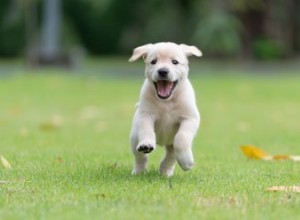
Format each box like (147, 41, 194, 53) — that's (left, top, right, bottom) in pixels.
(129, 42, 202, 176)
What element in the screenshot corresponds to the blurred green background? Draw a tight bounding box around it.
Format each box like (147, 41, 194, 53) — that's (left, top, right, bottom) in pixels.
(0, 0, 299, 63)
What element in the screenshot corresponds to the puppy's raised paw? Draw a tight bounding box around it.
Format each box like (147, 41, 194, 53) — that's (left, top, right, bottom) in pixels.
(137, 143, 155, 154)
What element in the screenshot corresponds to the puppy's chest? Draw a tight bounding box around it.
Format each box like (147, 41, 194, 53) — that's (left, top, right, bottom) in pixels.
(154, 110, 180, 145)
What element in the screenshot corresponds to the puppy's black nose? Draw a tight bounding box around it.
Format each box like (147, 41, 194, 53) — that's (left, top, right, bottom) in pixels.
(158, 68, 169, 77)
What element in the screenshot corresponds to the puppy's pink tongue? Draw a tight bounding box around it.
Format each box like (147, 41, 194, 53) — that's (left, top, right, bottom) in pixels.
(157, 81, 173, 97)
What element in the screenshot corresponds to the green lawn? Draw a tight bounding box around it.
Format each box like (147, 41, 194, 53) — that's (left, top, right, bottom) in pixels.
(1, 62, 300, 219)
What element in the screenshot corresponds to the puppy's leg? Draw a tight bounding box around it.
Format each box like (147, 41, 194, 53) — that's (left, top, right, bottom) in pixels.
(160, 144, 176, 177)
(130, 113, 156, 174)
(174, 119, 199, 171)
(131, 134, 148, 175)
(136, 114, 156, 154)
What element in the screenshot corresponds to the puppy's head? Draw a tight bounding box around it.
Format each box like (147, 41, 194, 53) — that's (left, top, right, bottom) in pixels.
(129, 42, 202, 100)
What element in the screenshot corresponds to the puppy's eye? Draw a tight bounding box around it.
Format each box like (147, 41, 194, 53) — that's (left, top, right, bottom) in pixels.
(172, 59, 179, 65)
(150, 59, 157, 65)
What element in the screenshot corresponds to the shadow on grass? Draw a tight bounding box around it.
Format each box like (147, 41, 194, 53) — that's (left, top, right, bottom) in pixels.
(2, 158, 204, 192)
(82, 162, 204, 189)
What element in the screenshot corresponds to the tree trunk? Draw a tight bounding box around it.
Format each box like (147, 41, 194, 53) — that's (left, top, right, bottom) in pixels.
(40, 0, 62, 62)
(25, 0, 38, 68)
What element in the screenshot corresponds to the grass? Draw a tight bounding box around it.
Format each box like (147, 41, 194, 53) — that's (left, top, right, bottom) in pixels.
(1, 60, 300, 219)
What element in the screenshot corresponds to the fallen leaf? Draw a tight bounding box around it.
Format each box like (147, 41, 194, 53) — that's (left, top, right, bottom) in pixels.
(39, 122, 58, 131)
(267, 186, 300, 193)
(240, 145, 269, 160)
(272, 155, 290, 160)
(0, 155, 12, 169)
(39, 114, 63, 132)
(241, 145, 300, 161)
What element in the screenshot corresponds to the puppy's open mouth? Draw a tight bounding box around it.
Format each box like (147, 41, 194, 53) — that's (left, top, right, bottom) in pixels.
(154, 80, 178, 99)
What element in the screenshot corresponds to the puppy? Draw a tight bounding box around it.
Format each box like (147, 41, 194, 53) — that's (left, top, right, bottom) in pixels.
(129, 42, 202, 176)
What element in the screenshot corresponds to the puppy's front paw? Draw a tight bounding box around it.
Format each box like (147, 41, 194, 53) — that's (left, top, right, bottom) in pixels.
(137, 143, 155, 154)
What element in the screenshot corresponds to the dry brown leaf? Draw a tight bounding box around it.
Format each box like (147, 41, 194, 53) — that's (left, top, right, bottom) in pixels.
(39, 122, 58, 131)
(39, 114, 63, 131)
(267, 186, 300, 193)
(0, 155, 12, 169)
(240, 145, 269, 160)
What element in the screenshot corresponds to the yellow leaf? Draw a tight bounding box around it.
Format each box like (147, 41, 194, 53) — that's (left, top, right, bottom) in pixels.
(39, 122, 58, 131)
(240, 145, 269, 160)
(272, 155, 291, 160)
(0, 155, 12, 169)
(267, 186, 300, 193)
(39, 114, 63, 132)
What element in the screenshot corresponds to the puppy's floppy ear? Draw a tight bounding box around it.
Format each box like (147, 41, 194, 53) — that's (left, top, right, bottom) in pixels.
(129, 44, 153, 62)
(179, 44, 202, 57)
